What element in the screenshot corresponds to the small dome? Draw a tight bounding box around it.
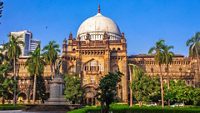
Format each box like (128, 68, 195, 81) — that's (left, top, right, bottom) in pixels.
(77, 7, 121, 41)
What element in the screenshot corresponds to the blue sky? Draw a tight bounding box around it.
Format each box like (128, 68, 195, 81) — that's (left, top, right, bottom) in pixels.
(0, 0, 200, 56)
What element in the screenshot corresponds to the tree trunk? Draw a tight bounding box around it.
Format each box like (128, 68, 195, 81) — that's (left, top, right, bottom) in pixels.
(129, 65, 133, 107)
(105, 104, 109, 113)
(195, 46, 200, 87)
(159, 65, 164, 108)
(101, 102, 104, 113)
(33, 74, 37, 104)
(2, 96, 5, 105)
(197, 58, 200, 87)
(167, 65, 170, 106)
(27, 85, 31, 104)
(13, 58, 17, 106)
(101, 102, 109, 113)
(139, 101, 142, 107)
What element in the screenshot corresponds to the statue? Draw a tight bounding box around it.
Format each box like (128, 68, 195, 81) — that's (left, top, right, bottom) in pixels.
(55, 59, 62, 76)
(45, 59, 67, 105)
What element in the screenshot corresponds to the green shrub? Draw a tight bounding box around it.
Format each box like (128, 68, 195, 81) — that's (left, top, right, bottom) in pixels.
(68, 104, 200, 113)
(0, 104, 25, 110)
(68, 106, 100, 113)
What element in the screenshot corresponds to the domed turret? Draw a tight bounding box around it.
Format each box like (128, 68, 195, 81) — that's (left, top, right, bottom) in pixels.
(77, 5, 121, 41)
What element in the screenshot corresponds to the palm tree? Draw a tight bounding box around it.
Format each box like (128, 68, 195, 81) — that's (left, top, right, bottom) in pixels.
(42, 41, 60, 78)
(186, 32, 200, 87)
(25, 45, 45, 103)
(163, 44, 174, 106)
(163, 45, 174, 88)
(4, 34, 24, 105)
(148, 39, 165, 108)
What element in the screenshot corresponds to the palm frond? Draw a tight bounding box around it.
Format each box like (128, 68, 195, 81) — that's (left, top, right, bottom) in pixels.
(148, 47, 155, 54)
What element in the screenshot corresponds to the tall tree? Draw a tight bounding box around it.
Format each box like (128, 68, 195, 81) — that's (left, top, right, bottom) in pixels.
(35, 75, 47, 103)
(0, 75, 13, 104)
(25, 45, 45, 103)
(64, 74, 83, 104)
(4, 34, 24, 105)
(163, 44, 174, 105)
(42, 41, 60, 78)
(148, 39, 165, 108)
(186, 32, 200, 87)
(0, 47, 13, 104)
(131, 65, 160, 107)
(131, 66, 149, 107)
(96, 71, 122, 113)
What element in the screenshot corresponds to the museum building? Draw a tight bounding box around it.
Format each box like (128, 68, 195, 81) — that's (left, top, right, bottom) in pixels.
(15, 6, 199, 104)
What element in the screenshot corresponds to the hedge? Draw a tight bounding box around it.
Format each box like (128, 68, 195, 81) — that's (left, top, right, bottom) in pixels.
(68, 104, 200, 113)
(0, 104, 25, 110)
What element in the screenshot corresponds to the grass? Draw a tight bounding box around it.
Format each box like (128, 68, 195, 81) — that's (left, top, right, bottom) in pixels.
(0, 104, 25, 110)
(68, 103, 200, 113)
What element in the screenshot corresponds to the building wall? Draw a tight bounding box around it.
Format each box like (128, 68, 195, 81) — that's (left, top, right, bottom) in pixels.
(16, 57, 52, 101)
(128, 54, 198, 86)
(15, 44, 200, 104)
(62, 33, 128, 104)
(14, 39, 200, 103)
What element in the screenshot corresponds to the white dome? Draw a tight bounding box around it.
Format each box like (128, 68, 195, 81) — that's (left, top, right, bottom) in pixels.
(77, 12, 121, 41)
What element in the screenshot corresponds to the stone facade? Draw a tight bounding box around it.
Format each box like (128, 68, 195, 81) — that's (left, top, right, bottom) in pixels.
(128, 54, 200, 87)
(16, 56, 51, 102)
(61, 32, 128, 104)
(15, 7, 129, 104)
(15, 53, 200, 104)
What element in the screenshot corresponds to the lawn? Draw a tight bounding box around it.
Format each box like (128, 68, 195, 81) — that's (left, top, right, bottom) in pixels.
(68, 104, 200, 113)
(0, 104, 25, 110)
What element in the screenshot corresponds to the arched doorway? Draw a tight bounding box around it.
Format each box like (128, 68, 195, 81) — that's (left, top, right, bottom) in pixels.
(18, 92, 27, 103)
(84, 85, 97, 105)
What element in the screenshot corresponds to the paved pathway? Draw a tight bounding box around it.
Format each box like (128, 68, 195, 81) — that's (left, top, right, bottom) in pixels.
(0, 110, 66, 113)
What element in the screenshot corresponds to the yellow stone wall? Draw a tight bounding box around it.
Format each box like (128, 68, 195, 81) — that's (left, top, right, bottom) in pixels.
(62, 33, 128, 103)
(128, 54, 198, 86)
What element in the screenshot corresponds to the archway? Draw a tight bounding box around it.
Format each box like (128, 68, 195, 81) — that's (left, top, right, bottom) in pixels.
(18, 92, 27, 103)
(83, 85, 97, 105)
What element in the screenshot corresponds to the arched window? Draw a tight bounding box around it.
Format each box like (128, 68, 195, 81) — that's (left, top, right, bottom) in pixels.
(84, 59, 103, 72)
(72, 48, 76, 51)
(69, 66, 76, 73)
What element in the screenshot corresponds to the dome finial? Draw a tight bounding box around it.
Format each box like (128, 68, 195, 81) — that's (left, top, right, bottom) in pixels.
(98, 4, 101, 13)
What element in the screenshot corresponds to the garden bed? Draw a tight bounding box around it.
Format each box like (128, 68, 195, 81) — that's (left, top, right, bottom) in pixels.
(68, 104, 200, 113)
(0, 104, 25, 110)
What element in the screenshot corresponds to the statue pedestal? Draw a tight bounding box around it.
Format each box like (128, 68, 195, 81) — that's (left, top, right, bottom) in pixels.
(45, 75, 67, 105)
